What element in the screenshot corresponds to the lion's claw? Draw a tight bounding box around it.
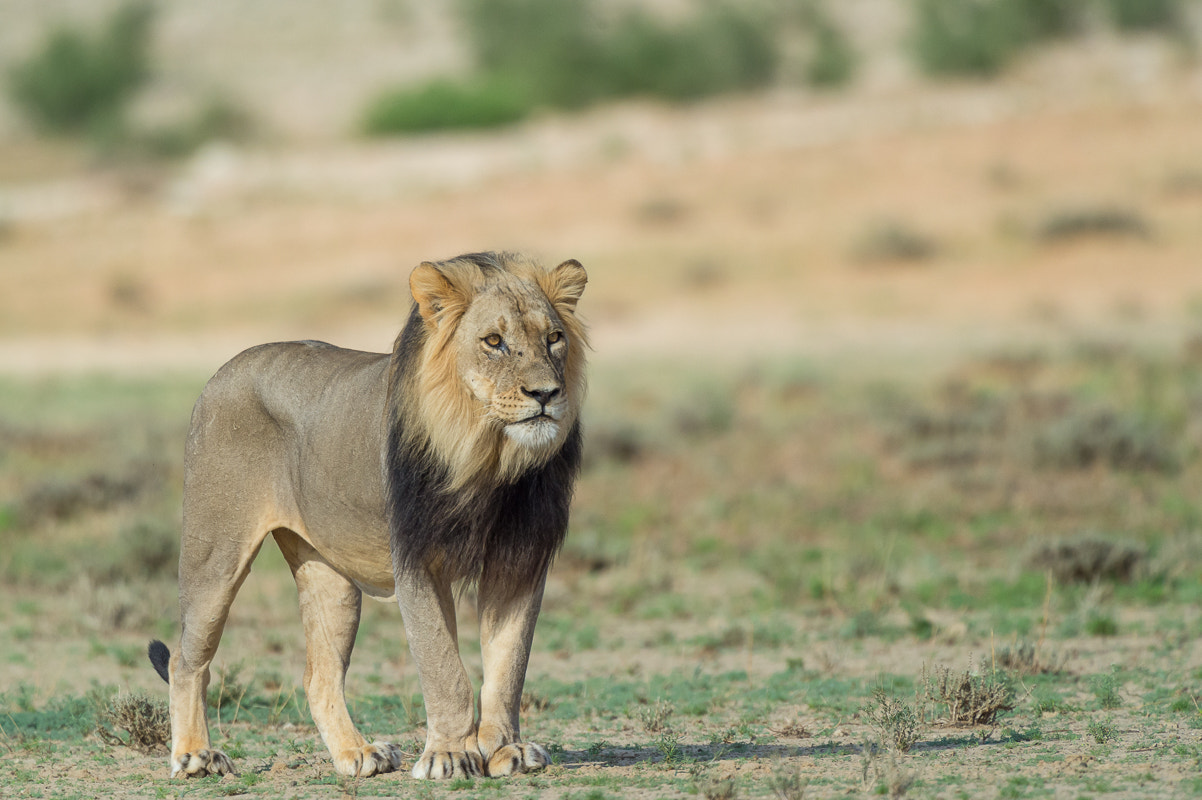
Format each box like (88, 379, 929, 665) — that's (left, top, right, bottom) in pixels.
(411, 749, 485, 780)
(485, 741, 551, 776)
(173, 748, 235, 778)
(334, 742, 404, 777)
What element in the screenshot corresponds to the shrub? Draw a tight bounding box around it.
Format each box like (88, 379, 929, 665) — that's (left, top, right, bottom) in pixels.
(1034, 206, 1151, 243)
(1087, 716, 1119, 744)
(1024, 536, 1145, 584)
(909, 0, 1085, 78)
(922, 662, 1016, 728)
(799, 3, 858, 89)
(365, 0, 780, 135)
(362, 77, 530, 135)
(7, 2, 154, 135)
(852, 218, 938, 264)
(1033, 408, 1178, 473)
(864, 688, 922, 752)
(1101, 0, 1183, 33)
(98, 692, 170, 752)
(910, 0, 1028, 77)
(1091, 671, 1123, 709)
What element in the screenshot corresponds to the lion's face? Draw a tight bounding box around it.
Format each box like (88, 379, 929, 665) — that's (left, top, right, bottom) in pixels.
(405, 254, 587, 486)
(455, 280, 572, 451)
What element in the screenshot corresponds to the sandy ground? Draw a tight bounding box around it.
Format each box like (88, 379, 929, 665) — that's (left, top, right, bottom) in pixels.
(3, 31, 1202, 799)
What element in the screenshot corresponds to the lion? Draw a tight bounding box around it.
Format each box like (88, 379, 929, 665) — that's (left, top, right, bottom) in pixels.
(147, 251, 587, 780)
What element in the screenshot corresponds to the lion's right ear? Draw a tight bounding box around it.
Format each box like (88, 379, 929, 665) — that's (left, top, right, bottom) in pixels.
(410, 262, 467, 323)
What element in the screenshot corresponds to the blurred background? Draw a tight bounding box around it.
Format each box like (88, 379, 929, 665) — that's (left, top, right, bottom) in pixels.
(3, 0, 1202, 723)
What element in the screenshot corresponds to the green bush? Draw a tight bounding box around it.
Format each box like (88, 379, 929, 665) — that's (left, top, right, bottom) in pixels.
(805, 16, 858, 89)
(911, 0, 1025, 77)
(361, 77, 531, 135)
(910, 0, 1085, 78)
(7, 2, 154, 135)
(364, 0, 779, 135)
(1102, 0, 1183, 33)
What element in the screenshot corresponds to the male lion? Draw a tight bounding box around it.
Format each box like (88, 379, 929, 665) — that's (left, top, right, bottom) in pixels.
(147, 252, 587, 780)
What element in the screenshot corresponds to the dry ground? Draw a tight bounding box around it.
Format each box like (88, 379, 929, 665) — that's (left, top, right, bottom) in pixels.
(2, 57, 1202, 799)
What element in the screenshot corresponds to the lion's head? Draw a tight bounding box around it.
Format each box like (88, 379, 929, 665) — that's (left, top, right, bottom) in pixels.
(391, 252, 588, 492)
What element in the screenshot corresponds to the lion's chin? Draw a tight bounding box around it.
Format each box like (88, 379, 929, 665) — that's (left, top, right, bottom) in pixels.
(503, 417, 560, 450)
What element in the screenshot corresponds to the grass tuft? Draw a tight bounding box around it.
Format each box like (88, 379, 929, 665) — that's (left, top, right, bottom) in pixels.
(922, 661, 1016, 730)
(98, 692, 170, 752)
(1024, 536, 1145, 585)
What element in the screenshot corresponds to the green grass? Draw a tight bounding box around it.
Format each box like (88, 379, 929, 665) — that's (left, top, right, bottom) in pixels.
(3, 346, 1202, 796)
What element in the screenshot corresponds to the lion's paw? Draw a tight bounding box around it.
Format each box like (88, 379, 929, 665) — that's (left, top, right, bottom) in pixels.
(411, 749, 485, 780)
(172, 749, 235, 778)
(486, 742, 551, 777)
(333, 742, 404, 777)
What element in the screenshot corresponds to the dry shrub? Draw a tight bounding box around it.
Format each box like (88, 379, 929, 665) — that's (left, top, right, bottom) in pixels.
(1033, 408, 1177, 473)
(1024, 536, 1144, 584)
(638, 698, 674, 733)
(994, 639, 1065, 676)
(921, 662, 1015, 729)
(1034, 206, 1151, 243)
(767, 762, 807, 800)
(698, 774, 738, 800)
(98, 692, 170, 752)
(863, 688, 922, 753)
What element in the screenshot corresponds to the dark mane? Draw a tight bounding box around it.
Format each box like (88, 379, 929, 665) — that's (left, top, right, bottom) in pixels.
(385, 255, 582, 590)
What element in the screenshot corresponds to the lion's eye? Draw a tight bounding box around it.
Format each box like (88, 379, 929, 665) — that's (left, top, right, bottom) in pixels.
(547, 331, 562, 345)
(484, 334, 504, 348)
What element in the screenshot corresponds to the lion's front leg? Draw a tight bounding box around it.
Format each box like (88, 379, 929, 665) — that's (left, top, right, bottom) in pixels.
(396, 566, 483, 779)
(475, 568, 552, 777)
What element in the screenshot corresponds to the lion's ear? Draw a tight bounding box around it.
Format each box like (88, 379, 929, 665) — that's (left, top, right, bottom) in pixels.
(541, 259, 587, 313)
(410, 262, 466, 323)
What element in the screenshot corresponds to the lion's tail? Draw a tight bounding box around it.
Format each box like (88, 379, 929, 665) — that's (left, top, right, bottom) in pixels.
(148, 639, 170, 683)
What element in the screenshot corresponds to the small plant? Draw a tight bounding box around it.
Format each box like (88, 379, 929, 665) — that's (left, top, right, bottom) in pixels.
(654, 729, 687, 767)
(863, 688, 922, 753)
(852, 218, 938, 264)
(1085, 612, 1119, 637)
(639, 698, 674, 733)
(767, 761, 807, 800)
(697, 773, 738, 800)
(584, 739, 609, 759)
(994, 639, 1064, 675)
(1091, 671, 1123, 709)
(98, 692, 170, 752)
(1087, 716, 1119, 744)
(922, 661, 1016, 730)
(862, 747, 917, 799)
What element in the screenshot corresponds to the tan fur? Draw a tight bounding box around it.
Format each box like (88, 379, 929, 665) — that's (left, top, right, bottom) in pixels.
(160, 254, 586, 779)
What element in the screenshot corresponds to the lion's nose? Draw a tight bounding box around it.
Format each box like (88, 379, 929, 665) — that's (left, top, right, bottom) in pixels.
(522, 387, 560, 407)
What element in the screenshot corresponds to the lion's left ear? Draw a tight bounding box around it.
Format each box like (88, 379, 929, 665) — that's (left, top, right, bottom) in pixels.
(539, 259, 587, 314)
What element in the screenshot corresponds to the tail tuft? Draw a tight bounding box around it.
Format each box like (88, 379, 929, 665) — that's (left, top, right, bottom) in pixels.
(148, 639, 170, 683)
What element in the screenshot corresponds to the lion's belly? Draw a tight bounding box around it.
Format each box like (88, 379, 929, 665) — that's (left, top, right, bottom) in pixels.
(287, 500, 397, 600)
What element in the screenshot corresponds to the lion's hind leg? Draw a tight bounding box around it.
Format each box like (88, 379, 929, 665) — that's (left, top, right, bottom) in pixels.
(275, 530, 403, 777)
(167, 523, 266, 777)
